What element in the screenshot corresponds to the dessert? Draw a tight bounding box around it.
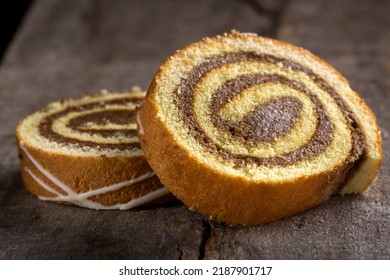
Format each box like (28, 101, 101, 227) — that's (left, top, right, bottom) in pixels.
(17, 89, 172, 209)
(137, 32, 382, 225)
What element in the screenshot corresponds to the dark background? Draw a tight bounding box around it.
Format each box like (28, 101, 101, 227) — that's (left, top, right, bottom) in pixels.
(0, 1, 32, 62)
(0, 0, 389, 259)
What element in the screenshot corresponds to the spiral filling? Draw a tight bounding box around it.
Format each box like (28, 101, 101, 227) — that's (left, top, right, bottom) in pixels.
(174, 52, 365, 166)
(39, 96, 143, 150)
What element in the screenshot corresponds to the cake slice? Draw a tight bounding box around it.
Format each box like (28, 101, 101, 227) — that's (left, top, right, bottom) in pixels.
(16, 88, 172, 209)
(137, 31, 382, 225)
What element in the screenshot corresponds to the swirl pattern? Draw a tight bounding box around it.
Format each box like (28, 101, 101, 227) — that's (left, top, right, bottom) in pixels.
(40, 93, 143, 150)
(21, 90, 146, 156)
(160, 51, 365, 179)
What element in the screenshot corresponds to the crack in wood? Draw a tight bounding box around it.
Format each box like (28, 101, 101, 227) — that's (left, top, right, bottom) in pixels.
(236, 0, 291, 37)
(198, 219, 212, 260)
(176, 240, 184, 260)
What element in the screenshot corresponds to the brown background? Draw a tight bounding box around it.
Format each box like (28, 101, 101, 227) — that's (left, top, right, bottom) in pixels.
(0, 0, 389, 259)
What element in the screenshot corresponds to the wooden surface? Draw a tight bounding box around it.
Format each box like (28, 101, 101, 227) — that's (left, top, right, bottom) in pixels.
(0, 0, 389, 259)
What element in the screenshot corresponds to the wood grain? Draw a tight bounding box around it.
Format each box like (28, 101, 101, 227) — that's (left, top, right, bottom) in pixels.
(0, 0, 389, 259)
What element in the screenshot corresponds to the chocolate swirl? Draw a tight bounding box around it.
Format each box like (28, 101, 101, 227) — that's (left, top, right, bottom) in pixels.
(174, 52, 365, 165)
(39, 95, 143, 150)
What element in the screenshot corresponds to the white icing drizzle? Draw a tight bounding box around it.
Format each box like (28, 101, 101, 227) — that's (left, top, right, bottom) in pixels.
(19, 141, 170, 210)
(136, 111, 144, 135)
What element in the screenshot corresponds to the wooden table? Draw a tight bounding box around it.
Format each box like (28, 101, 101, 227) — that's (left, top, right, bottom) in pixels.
(1, 0, 389, 259)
